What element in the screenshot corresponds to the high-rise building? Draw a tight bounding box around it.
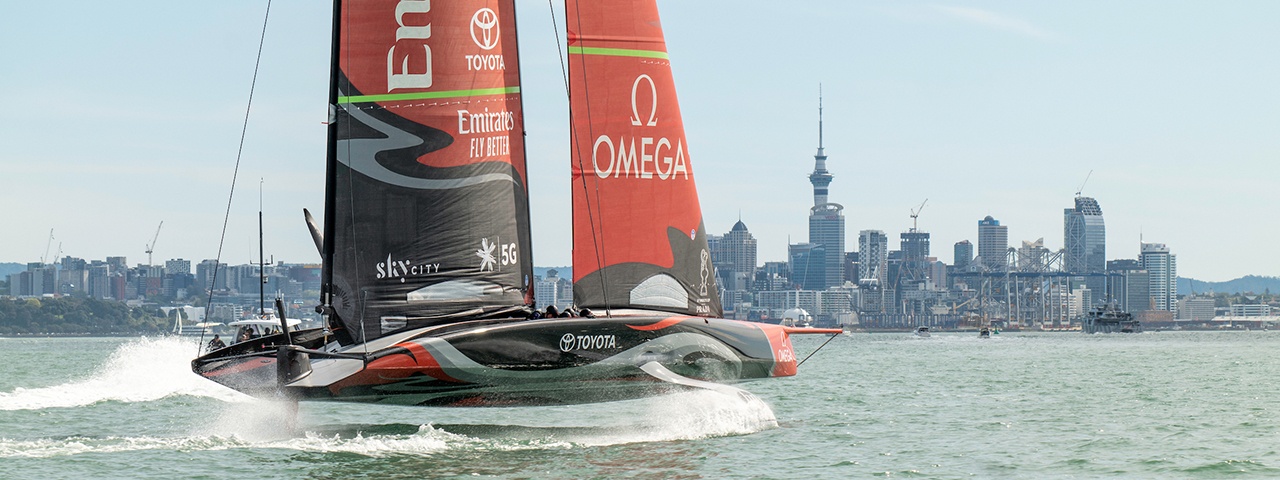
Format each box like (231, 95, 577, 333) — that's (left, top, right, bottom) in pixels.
(712, 220, 758, 283)
(899, 231, 930, 283)
(1065, 196, 1106, 301)
(977, 216, 1008, 272)
(788, 242, 825, 291)
(1017, 238, 1049, 272)
(806, 89, 845, 290)
(165, 258, 192, 276)
(1140, 243, 1177, 312)
(809, 205, 845, 289)
(953, 240, 973, 270)
(535, 269, 571, 310)
(1106, 259, 1150, 313)
(858, 230, 888, 287)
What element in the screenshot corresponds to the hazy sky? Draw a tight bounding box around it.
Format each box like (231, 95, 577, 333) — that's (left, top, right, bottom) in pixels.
(2, 1, 1277, 281)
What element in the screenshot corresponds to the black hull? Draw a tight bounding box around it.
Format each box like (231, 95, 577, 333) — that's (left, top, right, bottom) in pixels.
(193, 316, 833, 407)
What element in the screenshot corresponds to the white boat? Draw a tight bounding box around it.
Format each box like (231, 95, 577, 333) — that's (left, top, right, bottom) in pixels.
(913, 326, 931, 338)
(167, 306, 219, 336)
(781, 308, 814, 328)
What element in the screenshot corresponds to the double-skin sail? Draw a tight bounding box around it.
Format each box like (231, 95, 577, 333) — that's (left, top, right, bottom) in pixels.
(326, 0, 532, 344)
(567, 0, 723, 318)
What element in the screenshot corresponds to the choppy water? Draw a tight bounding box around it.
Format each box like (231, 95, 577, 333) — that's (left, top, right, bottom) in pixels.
(2, 331, 1279, 478)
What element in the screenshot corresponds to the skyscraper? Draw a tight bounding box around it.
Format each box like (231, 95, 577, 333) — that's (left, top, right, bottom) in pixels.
(1065, 196, 1106, 301)
(977, 216, 1008, 272)
(1140, 243, 1177, 312)
(807, 89, 845, 289)
(788, 242, 825, 290)
(711, 220, 759, 291)
(858, 230, 888, 287)
(953, 240, 973, 270)
(899, 230, 930, 283)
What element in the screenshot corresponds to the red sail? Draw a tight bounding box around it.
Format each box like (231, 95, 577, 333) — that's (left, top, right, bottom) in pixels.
(567, 0, 722, 317)
(328, 0, 533, 344)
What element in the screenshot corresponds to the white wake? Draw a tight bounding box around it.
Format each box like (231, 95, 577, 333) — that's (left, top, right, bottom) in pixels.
(0, 336, 245, 411)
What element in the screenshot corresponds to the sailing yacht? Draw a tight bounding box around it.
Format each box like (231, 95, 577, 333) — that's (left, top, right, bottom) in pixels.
(192, 0, 840, 407)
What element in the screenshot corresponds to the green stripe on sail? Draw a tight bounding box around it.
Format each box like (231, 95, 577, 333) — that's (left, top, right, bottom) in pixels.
(338, 86, 520, 104)
(568, 46, 669, 59)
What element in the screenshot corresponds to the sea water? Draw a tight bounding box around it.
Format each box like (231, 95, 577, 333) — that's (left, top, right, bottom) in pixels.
(2, 332, 1279, 478)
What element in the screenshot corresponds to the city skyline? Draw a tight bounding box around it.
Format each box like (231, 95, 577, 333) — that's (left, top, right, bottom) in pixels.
(3, 1, 1279, 281)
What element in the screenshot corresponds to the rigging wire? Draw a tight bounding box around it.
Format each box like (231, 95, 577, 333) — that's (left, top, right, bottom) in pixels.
(796, 332, 841, 368)
(560, 0, 612, 317)
(200, 0, 274, 356)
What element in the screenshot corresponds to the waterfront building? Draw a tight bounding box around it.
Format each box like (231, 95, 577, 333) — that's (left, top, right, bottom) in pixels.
(757, 288, 852, 321)
(1065, 196, 1106, 302)
(1230, 304, 1272, 317)
(1106, 259, 1150, 313)
(1140, 243, 1177, 312)
(1177, 296, 1216, 321)
(977, 216, 1008, 272)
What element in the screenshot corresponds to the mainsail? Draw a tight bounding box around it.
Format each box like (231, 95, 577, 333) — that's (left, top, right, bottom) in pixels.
(325, 0, 532, 344)
(567, 0, 723, 317)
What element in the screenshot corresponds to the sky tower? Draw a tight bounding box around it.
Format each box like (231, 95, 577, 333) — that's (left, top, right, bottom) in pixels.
(805, 85, 844, 290)
(809, 86, 834, 206)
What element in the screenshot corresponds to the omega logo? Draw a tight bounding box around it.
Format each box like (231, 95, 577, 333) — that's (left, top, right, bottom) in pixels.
(630, 74, 658, 127)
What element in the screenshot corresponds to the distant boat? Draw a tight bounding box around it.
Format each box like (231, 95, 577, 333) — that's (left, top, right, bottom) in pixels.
(913, 326, 931, 338)
(781, 308, 814, 328)
(168, 306, 218, 336)
(979, 327, 991, 338)
(1082, 304, 1141, 334)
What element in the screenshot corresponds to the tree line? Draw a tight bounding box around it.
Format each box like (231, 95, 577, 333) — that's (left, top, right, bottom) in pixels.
(0, 297, 170, 335)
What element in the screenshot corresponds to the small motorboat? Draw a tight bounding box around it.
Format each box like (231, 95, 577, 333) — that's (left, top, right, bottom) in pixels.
(979, 327, 991, 338)
(913, 326, 931, 338)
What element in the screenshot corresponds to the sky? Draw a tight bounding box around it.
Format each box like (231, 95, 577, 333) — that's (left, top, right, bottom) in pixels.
(2, 1, 1278, 282)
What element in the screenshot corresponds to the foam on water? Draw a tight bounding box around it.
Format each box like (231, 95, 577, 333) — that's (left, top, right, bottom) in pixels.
(566, 388, 777, 446)
(0, 336, 246, 411)
(0, 386, 776, 458)
(0, 336, 776, 459)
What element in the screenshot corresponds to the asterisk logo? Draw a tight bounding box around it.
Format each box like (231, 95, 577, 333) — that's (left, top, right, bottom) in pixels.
(477, 238, 497, 272)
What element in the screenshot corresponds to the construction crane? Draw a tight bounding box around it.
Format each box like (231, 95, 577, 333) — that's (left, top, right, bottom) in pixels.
(145, 221, 164, 266)
(909, 198, 928, 232)
(40, 229, 54, 265)
(1075, 170, 1093, 197)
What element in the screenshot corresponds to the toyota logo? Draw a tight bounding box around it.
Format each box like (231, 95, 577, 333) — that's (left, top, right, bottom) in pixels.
(471, 8, 500, 50)
(559, 333, 576, 352)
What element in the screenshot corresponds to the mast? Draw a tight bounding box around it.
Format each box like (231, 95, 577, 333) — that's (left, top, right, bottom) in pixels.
(259, 179, 266, 317)
(320, 0, 341, 327)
